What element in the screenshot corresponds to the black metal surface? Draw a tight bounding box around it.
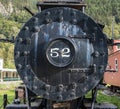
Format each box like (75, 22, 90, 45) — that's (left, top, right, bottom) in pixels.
(14, 7, 108, 101)
(3, 94, 7, 109)
(37, 0, 86, 11)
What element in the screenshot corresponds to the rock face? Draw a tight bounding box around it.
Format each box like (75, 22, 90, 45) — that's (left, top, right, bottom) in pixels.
(0, 2, 13, 16)
(0, 2, 8, 16)
(7, 2, 13, 14)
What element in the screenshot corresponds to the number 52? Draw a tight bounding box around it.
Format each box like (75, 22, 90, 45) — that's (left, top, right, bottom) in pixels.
(50, 48, 70, 58)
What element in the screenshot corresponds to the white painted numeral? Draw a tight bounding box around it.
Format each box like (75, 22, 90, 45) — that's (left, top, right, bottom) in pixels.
(50, 48, 70, 58)
(50, 48, 59, 57)
(61, 48, 70, 57)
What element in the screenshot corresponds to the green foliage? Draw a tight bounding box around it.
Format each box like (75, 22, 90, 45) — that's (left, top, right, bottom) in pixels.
(86, 90, 120, 108)
(0, 18, 21, 38)
(0, 42, 15, 68)
(86, 0, 120, 39)
(8, 11, 31, 23)
(0, 18, 21, 68)
(0, 82, 22, 107)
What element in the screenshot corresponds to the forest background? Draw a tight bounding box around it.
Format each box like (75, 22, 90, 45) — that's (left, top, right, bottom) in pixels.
(0, 0, 120, 68)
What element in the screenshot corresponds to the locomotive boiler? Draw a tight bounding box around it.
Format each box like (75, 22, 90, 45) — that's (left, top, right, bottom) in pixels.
(6, 0, 118, 109)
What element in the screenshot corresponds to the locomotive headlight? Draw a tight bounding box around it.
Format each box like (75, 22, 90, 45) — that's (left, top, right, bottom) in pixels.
(46, 38, 76, 67)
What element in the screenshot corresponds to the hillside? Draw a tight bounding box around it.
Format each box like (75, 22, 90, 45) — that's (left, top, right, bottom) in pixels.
(0, 0, 120, 68)
(86, 0, 120, 39)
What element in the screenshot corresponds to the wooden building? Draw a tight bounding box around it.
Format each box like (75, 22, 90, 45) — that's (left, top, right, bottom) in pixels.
(104, 40, 120, 87)
(0, 59, 20, 82)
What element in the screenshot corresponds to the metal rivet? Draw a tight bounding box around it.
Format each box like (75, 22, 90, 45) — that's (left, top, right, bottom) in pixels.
(71, 82, 77, 89)
(23, 51, 28, 56)
(57, 95, 63, 100)
(71, 12, 76, 16)
(57, 84, 64, 92)
(94, 27, 98, 31)
(15, 51, 20, 58)
(99, 65, 104, 69)
(93, 51, 100, 57)
(33, 26, 40, 32)
(94, 76, 97, 80)
(45, 11, 50, 16)
(18, 38, 23, 43)
(101, 52, 105, 56)
(45, 18, 50, 24)
(17, 64, 22, 69)
(24, 26, 29, 31)
(26, 65, 31, 71)
(84, 87, 87, 91)
(26, 38, 31, 44)
(71, 19, 77, 24)
(44, 84, 50, 91)
(90, 33, 96, 42)
(44, 92, 49, 98)
(33, 86, 37, 90)
(93, 64, 97, 73)
(24, 76, 28, 81)
(58, 10, 63, 15)
(58, 16, 63, 22)
(70, 92, 76, 97)
(33, 17, 38, 22)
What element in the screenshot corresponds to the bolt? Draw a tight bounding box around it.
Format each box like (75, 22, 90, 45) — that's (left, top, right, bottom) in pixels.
(45, 11, 50, 16)
(33, 86, 37, 90)
(57, 84, 64, 92)
(44, 92, 49, 98)
(45, 18, 50, 24)
(58, 16, 63, 22)
(94, 27, 98, 31)
(18, 38, 23, 43)
(93, 64, 97, 73)
(24, 76, 28, 82)
(57, 95, 63, 100)
(17, 64, 22, 70)
(33, 26, 40, 32)
(99, 65, 104, 70)
(33, 17, 38, 22)
(84, 87, 87, 91)
(71, 12, 76, 16)
(24, 26, 29, 31)
(58, 10, 63, 15)
(23, 51, 28, 56)
(70, 92, 76, 97)
(44, 84, 50, 91)
(93, 51, 100, 57)
(90, 33, 96, 43)
(15, 51, 20, 58)
(26, 65, 31, 71)
(71, 82, 77, 89)
(101, 52, 105, 56)
(71, 19, 77, 24)
(25, 38, 31, 44)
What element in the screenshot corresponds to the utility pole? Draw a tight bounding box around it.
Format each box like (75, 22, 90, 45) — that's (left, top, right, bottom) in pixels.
(112, 16, 114, 39)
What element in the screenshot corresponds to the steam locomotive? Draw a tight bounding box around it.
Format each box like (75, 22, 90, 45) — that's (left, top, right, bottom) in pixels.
(5, 0, 118, 109)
